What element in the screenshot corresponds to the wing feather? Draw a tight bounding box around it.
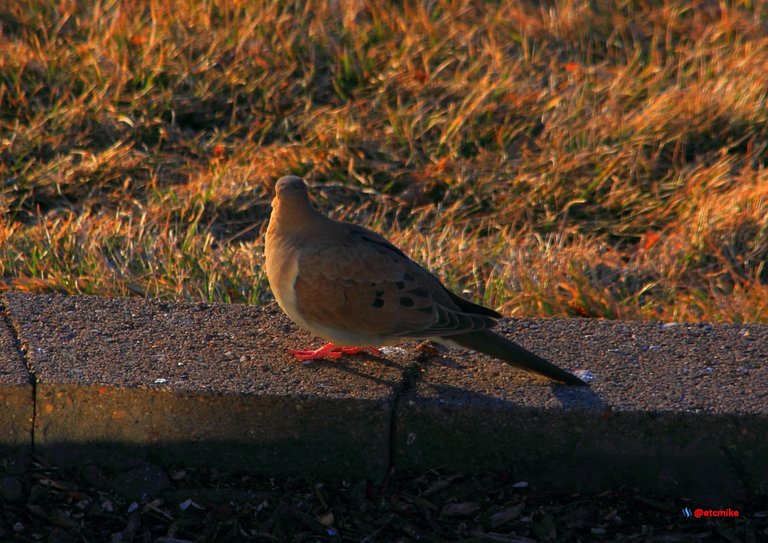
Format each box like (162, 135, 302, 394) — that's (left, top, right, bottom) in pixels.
(294, 221, 499, 339)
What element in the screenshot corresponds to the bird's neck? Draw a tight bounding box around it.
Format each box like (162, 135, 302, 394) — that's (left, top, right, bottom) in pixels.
(269, 199, 325, 238)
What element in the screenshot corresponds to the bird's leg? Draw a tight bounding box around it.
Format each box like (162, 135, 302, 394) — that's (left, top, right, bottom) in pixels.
(289, 343, 344, 360)
(288, 343, 382, 361)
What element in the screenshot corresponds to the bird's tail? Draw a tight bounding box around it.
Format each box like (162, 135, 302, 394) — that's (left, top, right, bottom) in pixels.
(448, 329, 587, 386)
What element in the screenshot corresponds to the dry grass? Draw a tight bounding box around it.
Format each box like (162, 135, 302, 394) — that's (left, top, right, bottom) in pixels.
(2, 0, 768, 321)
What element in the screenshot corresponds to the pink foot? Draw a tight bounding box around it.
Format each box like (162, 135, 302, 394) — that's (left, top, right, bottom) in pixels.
(288, 343, 382, 362)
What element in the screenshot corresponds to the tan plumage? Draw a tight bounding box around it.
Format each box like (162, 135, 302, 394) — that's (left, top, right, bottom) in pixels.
(265, 176, 586, 386)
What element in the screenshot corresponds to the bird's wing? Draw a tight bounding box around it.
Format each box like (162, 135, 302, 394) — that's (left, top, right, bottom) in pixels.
(293, 221, 500, 339)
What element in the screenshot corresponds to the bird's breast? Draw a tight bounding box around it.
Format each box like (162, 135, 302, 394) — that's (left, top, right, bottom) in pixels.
(265, 234, 300, 310)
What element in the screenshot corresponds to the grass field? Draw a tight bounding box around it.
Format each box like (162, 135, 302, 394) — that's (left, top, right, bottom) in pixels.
(2, 0, 768, 322)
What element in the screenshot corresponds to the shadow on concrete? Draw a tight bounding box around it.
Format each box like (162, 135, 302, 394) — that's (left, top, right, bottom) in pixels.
(3, 292, 768, 504)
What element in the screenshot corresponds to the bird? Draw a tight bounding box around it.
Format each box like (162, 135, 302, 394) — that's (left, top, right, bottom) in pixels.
(264, 175, 587, 386)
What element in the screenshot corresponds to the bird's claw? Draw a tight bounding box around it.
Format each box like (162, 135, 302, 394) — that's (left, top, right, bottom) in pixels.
(288, 343, 382, 362)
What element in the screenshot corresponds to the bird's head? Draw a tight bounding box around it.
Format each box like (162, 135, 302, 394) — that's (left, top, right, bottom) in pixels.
(272, 175, 311, 208)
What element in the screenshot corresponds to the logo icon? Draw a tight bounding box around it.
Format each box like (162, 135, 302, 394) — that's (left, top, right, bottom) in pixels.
(682, 508, 693, 518)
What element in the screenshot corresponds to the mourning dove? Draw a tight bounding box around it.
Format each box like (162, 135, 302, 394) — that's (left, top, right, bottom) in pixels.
(265, 176, 587, 386)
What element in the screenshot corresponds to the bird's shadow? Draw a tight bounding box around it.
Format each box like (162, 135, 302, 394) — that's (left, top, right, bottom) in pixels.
(304, 348, 609, 413)
(419, 353, 609, 412)
(301, 353, 408, 389)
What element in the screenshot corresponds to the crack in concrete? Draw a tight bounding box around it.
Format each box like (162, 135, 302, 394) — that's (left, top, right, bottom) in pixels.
(1, 298, 37, 452)
(386, 355, 424, 475)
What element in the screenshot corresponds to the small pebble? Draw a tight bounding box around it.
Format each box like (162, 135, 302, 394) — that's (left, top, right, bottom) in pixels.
(2, 476, 23, 501)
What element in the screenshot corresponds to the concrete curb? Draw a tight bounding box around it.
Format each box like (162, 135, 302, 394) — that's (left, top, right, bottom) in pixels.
(395, 319, 768, 503)
(2, 292, 766, 503)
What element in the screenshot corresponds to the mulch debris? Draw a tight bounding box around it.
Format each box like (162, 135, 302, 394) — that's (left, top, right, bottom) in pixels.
(1, 456, 765, 542)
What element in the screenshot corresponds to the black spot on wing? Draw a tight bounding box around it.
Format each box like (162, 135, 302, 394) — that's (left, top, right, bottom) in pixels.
(399, 297, 415, 307)
(371, 286, 387, 309)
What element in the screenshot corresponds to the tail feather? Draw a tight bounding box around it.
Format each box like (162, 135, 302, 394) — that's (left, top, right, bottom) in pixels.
(447, 330, 587, 386)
